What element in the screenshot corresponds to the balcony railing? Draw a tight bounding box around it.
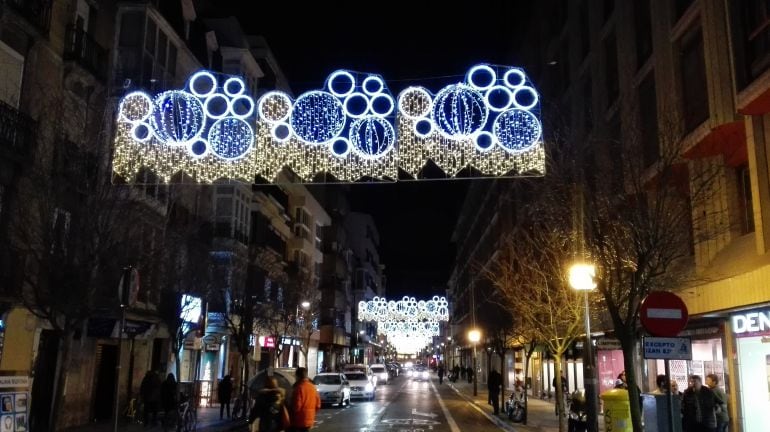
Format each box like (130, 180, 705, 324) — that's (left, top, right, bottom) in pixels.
(7, 0, 52, 35)
(0, 100, 35, 160)
(64, 25, 108, 81)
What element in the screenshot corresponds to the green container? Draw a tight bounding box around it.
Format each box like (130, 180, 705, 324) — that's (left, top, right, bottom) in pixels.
(600, 389, 632, 432)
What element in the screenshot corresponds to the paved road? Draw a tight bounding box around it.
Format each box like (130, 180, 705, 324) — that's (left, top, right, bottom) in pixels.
(309, 374, 511, 432)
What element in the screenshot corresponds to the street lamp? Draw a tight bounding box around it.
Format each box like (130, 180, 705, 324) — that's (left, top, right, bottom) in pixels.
(468, 329, 481, 396)
(569, 263, 599, 432)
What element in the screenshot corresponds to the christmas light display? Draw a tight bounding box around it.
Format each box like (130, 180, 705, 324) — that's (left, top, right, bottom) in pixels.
(112, 64, 544, 184)
(358, 296, 449, 353)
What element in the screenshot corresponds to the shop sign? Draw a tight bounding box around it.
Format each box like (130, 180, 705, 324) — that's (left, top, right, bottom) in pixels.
(0, 377, 28, 389)
(642, 337, 692, 360)
(205, 342, 220, 351)
(258, 336, 276, 348)
(596, 338, 621, 350)
(732, 310, 770, 336)
(201, 335, 218, 345)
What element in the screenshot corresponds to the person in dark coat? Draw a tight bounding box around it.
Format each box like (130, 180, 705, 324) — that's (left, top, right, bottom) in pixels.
(140, 370, 161, 426)
(437, 364, 445, 384)
(160, 373, 178, 425)
(452, 365, 460, 382)
(682, 374, 720, 432)
(218, 375, 233, 420)
(248, 376, 286, 432)
(487, 368, 503, 415)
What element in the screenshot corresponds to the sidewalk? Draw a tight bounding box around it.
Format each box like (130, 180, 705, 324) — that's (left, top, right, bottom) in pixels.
(445, 377, 602, 432)
(63, 406, 247, 432)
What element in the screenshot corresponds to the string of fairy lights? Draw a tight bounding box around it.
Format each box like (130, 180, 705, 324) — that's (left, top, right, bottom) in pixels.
(112, 64, 544, 184)
(358, 296, 449, 354)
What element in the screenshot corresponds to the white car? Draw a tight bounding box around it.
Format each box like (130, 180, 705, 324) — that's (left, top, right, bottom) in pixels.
(344, 371, 376, 401)
(313, 373, 351, 407)
(370, 364, 389, 384)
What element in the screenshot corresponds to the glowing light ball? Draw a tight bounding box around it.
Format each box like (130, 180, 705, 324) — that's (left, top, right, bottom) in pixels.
(289, 91, 346, 144)
(431, 84, 488, 138)
(150, 90, 205, 145)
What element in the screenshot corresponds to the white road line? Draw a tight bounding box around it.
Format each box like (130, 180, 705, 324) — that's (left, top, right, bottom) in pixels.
(430, 380, 461, 432)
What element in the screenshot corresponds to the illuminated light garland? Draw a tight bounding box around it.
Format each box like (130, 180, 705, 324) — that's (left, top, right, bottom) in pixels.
(358, 296, 449, 322)
(112, 65, 544, 184)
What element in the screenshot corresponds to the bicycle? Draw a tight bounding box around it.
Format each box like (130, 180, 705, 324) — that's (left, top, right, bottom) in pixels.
(231, 385, 249, 420)
(165, 394, 196, 432)
(124, 398, 143, 425)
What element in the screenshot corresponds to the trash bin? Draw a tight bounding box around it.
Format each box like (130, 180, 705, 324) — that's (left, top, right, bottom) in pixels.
(600, 389, 632, 432)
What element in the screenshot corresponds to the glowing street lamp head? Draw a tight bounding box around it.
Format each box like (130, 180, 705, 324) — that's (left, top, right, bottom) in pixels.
(301, 301, 311, 309)
(468, 329, 481, 343)
(569, 263, 597, 291)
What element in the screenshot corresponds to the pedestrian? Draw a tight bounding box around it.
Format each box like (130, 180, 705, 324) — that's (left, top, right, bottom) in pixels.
(651, 374, 669, 395)
(160, 373, 178, 426)
(140, 370, 161, 427)
(706, 374, 729, 432)
(219, 375, 233, 420)
(248, 376, 286, 432)
(682, 374, 721, 432)
(487, 368, 502, 415)
(467, 366, 473, 383)
(614, 371, 628, 389)
(437, 364, 445, 384)
(453, 365, 460, 382)
(288, 367, 321, 432)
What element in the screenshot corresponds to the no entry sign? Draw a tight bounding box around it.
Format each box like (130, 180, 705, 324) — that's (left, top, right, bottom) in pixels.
(640, 292, 689, 337)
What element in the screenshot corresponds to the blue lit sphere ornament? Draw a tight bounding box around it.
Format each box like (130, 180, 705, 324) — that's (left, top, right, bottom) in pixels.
(431, 84, 488, 138)
(493, 109, 542, 153)
(289, 91, 345, 144)
(349, 116, 395, 160)
(208, 117, 254, 160)
(151, 90, 205, 145)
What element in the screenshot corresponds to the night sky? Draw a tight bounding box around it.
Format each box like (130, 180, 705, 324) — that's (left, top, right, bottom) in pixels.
(217, 1, 529, 297)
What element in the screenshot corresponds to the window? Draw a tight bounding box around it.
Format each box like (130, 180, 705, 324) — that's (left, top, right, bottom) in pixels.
(734, 0, 770, 88)
(737, 165, 755, 234)
(0, 41, 24, 108)
(635, 0, 653, 68)
(604, 33, 619, 105)
(51, 208, 71, 255)
(638, 73, 659, 167)
(679, 26, 709, 132)
(264, 278, 272, 301)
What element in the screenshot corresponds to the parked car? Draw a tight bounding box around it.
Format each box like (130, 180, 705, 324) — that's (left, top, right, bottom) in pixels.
(313, 372, 351, 407)
(343, 364, 377, 385)
(410, 365, 430, 381)
(344, 371, 376, 401)
(370, 364, 389, 384)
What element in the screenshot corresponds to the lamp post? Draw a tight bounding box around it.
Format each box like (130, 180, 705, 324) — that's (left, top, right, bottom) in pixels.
(569, 263, 599, 432)
(468, 329, 481, 396)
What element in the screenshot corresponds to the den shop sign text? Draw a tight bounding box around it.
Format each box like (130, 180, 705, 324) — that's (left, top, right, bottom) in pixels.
(732, 310, 770, 336)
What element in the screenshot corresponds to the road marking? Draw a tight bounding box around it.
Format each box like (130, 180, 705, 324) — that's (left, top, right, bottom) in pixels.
(366, 379, 409, 425)
(412, 408, 438, 418)
(430, 380, 460, 432)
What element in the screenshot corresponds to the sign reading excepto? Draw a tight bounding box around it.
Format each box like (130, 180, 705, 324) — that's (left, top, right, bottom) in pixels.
(643, 337, 692, 360)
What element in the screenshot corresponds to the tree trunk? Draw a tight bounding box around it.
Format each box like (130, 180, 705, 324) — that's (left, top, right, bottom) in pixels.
(621, 337, 643, 432)
(522, 344, 536, 425)
(49, 329, 73, 432)
(554, 356, 568, 432)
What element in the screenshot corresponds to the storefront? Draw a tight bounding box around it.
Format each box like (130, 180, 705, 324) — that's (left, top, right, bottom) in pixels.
(732, 307, 770, 432)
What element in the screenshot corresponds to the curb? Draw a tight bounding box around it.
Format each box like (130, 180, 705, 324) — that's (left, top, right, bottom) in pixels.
(445, 382, 520, 432)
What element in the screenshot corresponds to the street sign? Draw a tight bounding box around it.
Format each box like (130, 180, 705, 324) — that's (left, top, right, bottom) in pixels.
(643, 337, 692, 360)
(640, 291, 689, 337)
(596, 338, 622, 350)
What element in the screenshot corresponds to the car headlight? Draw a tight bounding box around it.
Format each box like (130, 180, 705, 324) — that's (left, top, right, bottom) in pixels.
(365, 383, 374, 391)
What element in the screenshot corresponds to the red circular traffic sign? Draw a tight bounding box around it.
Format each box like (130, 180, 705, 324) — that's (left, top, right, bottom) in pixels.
(640, 292, 689, 337)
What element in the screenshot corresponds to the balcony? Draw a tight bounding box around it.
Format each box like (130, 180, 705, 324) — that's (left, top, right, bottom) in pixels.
(0, 100, 35, 162)
(64, 25, 108, 81)
(7, 0, 52, 35)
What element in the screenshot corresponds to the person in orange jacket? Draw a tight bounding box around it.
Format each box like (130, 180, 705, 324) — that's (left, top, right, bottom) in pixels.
(288, 367, 321, 432)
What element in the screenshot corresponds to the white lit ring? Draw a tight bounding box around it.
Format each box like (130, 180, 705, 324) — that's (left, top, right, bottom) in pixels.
(187, 139, 209, 159)
(327, 70, 356, 97)
(223, 77, 246, 97)
(474, 131, 496, 152)
(370, 94, 394, 117)
(119, 91, 153, 122)
(229, 95, 255, 119)
(343, 92, 370, 118)
(362, 76, 385, 95)
(484, 85, 513, 112)
(258, 91, 292, 123)
(504, 69, 527, 88)
(329, 137, 351, 158)
(189, 71, 218, 97)
(203, 93, 230, 120)
(397, 86, 433, 119)
(512, 86, 539, 110)
(130, 122, 153, 142)
(413, 119, 434, 138)
(271, 122, 292, 143)
(467, 64, 497, 90)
